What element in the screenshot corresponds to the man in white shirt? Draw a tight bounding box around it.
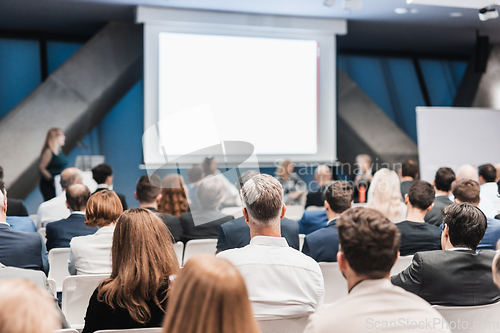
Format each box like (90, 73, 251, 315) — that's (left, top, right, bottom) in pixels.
(305, 207, 451, 333)
(479, 164, 500, 214)
(217, 173, 324, 319)
(455, 164, 497, 218)
(36, 167, 82, 228)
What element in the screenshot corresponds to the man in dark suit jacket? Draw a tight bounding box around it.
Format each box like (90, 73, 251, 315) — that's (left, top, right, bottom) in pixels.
(392, 203, 500, 306)
(305, 165, 333, 209)
(425, 167, 455, 226)
(297, 210, 329, 235)
(302, 181, 353, 262)
(46, 184, 97, 251)
(0, 166, 29, 216)
(399, 158, 419, 200)
(135, 175, 183, 243)
(92, 163, 128, 210)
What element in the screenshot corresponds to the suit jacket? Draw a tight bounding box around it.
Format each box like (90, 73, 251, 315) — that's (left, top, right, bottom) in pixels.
(0, 223, 49, 274)
(305, 187, 325, 209)
(425, 196, 453, 226)
(297, 210, 329, 235)
(145, 207, 183, 243)
(6, 216, 36, 233)
(396, 221, 441, 256)
(46, 213, 98, 251)
(477, 217, 500, 251)
(400, 180, 416, 200)
(94, 187, 128, 210)
(69, 225, 114, 275)
(6, 198, 28, 216)
(302, 219, 339, 262)
(180, 209, 233, 243)
(217, 216, 299, 252)
(391, 249, 500, 306)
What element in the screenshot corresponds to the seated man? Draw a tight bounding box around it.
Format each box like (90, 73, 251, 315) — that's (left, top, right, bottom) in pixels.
(399, 158, 418, 200)
(186, 164, 203, 211)
(218, 174, 324, 318)
(6, 216, 36, 233)
(0, 166, 29, 217)
(217, 171, 299, 252)
(46, 184, 97, 251)
(297, 209, 329, 235)
(392, 203, 500, 306)
(456, 164, 497, 218)
(479, 163, 500, 214)
(425, 167, 455, 226)
(305, 165, 333, 209)
(0, 180, 48, 274)
(397, 180, 441, 256)
(304, 207, 450, 333)
(302, 181, 353, 262)
(91, 163, 128, 210)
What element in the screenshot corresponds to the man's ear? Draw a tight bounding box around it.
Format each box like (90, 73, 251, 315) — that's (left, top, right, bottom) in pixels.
(393, 251, 401, 268)
(324, 200, 330, 211)
(350, 201, 353, 209)
(443, 223, 449, 239)
(404, 194, 409, 205)
(242, 207, 250, 223)
(280, 203, 287, 219)
(337, 251, 347, 271)
(134, 191, 138, 201)
(426, 203, 434, 213)
(156, 193, 162, 204)
(65, 201, 69, 210)
(2, 199, 6, 214)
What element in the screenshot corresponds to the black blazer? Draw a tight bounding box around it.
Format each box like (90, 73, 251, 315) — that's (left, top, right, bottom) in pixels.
(305, 188, 324, 209)
(6, 198, 28, 217)
(180, 209, 233, 243)
(94, 188, 128, 210)
(302, 219, 339, 262)
(396, 221, 441, 256)
(391, 249, 500, 306)
(424, 196, 453, 226)
(217, 216, 299, 252)
(45, 213, 98, 251)
(145, 207, 183, 243)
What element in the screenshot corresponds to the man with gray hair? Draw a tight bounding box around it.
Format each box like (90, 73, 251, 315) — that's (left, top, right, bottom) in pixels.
(305, 165, 333, 209)
(217, 174, 324, 318)
(37, 167, 82, 228)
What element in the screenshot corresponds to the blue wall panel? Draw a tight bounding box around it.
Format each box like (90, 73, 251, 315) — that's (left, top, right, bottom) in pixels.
(46, 41, 84, 75)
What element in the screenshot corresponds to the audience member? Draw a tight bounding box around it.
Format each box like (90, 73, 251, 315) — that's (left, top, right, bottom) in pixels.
(46, 184, 96, 251)
(82, 208, 178, 333)
(186, 164, 203, 210)
(91, 163, 128, 210)
(304, 207, 450, 333)
(0, 279, 61, 333)
(0, 180, 48, 274)
(0, 165, 28, 216)
(392, 203, 500, 306)
(135, 175, 182, 243)
(37, 167, 82, 228)
(397, 181, 441, 256)
(38, 128, 67, 201)
(302, 181, 353, 262)
(158, 174, 189, 217)
(276, 159, 307, 205)
(352, 154, 372, 203)
(162, 255, 260, 333)
(456, 164, 497, 218)
(492, 250, 500, 291)
(399, 159, 419, 199)
(452, 179, 500, 251)
(69, 190, 122, 275)
(424, 167, 455, 226)
(479, 163, 500, 214)
(6, 216, 36, 232)
(297, 209, 329, 235)
(180, 176, 233, 243)
(367, 168, 406, 223)
(202, 157, 240, 207)
(495, 163, 500, 182)
(218, 174, 324, 318)
(305, 165, 333, 208)
(217, 171, 299, 252)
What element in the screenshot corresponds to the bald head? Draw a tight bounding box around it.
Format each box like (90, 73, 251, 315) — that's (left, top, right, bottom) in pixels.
(315, 165, 332, 186)
(60, 167, 82, 190)
(66, 184, 90, 212)
(456, 164, 479, 182)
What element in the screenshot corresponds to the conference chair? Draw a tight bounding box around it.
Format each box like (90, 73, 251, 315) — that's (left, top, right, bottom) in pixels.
(305, 206, 324, 211)
(183, 239, 218, 266)
(48, 278, 57, 298)
(55, 329, 79, 333)
(38, 227, 47, 242)
(390, 255, 413, 276)
(48, 248, 71, 292)
(299, 234, 305, 251)
(319, 262, 348, 305)
(258, 314, 310, 333)
(173, 241, 184, 267)
(62, 274, 110, 330)
(94, 329, 162, 333)
(433, 301, 500, 333)
(221, 206, 243, 219)
(285, 205, 305, 221)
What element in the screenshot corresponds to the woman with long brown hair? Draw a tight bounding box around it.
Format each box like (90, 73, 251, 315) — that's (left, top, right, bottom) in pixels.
(275, 159, 306, 205)
(158, 174, 189, 217)
(39, 128, 67, 201)
(162, 254, 260, 333)
(82, 208, 179, 333)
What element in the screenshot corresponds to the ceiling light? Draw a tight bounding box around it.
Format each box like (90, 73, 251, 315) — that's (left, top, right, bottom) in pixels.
(450, 12, 463, 17)
(395, 8, 409, 14)
(410, 8, 419, 13)
(343, 0, 362, 9)
(324, 0, 336, 7)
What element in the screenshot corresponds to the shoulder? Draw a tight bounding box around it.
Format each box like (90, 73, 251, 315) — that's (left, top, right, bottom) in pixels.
(221, 217, 246, 230)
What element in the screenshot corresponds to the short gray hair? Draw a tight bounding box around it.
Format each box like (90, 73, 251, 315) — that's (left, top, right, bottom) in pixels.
(60, 167, 82, 190)
(242, 174, 283, 226)
(196, 176, 226, 209)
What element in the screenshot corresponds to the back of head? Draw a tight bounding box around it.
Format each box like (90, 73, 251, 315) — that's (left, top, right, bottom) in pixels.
(99, 208, 178, 324)
(337, 207, 400, 279)
(0, 279, 61, 333)
(159, 174, 188, 217)
(91, 164, 113, 184)
(66, 184, 91, 212)
(434, 167, 456, 192)
(275, 159, 292, 178)
(0, 179, 6, 212)
(85, 190, 123, 228)
(196, 176, 226, 210)
(442, 203, 487, 250)
(187, 165, 204, 184)
(162, 255, 259, 333)
(0, 165, 3, 180)
(60, 167, 82, 190)
(235, 170, 259, 191)
(324, 181, 353, 214)
(401, 159, 419, 178)
(456, 164, 479, 182)
(407, 180, 435, 210)
(479, 164, 497, 183)
(315, 165, 332, 184)
(202, 157, 215, 176)
(241, 174, 283, 226)
(136, 175, 161, 203)
(367, 168, 403, 222)
(452, 178, 480, 205)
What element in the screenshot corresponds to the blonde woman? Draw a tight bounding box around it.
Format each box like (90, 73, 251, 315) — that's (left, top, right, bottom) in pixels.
(162, 255, 260, 333)
(158, 174, 189, 217)
(275, 159, 306, 205)
(39, 128, 67, 201)
(367, 168, 406, 223)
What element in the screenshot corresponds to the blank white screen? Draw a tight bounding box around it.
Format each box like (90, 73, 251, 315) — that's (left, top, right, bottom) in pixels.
(158, 32, 318, 156)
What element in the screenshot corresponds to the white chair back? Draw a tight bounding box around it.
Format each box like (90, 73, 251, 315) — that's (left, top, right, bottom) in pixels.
(173, 241, 184, 267)
(38, 227, 46, 242)
(183, 239, 218, 266)
(62, 274, 109, 330)
(390, 255, 413, 276)
(94, 329, 162, 333)
(305, 206, 323, 211)
(55, 329, 80, 333)
(47, 278, 57, 298)
(433, 301, 500, 333)
(285, 205, 305, 221)
(299, 234, 305, 251)
(319, 262, 348, 305)
(221, 206, 243, 219)
(258, 315, 309, 333)
(48, 248, 71, 292)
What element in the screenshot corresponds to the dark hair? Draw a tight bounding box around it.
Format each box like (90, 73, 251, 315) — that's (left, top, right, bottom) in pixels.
(324, 181, 353, 214)
(0, 179, 5, 197)
(337, 207, 400, 278)
(202, 157, 215, 176)
(136, 175, 161, 203)
(442, 203, 487, 250)
(434, 167, 456, 192)
(0, 166, 3, 180)
(452, 179, 480, 204)
(479, 164, 497, 183)
(235, 170, 260, 191)
(85, 190, 123, 228)
(66, 184, 91, 211)
(402, 159, 419, 178)
(241, 174, 283, 224)
(187, 165, 203, 184)
(407, 180, 435, 210)
(92, 164, 113, 184)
